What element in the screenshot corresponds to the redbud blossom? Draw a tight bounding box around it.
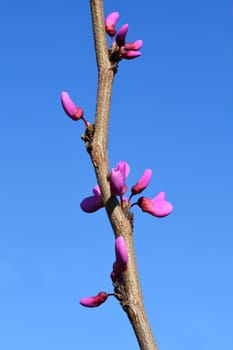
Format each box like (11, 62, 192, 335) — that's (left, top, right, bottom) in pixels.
(122, 51, 141, 60)
(138, 192, 173, 217)
(80, 185, 103, 213)
(116, 24, 128, 47)
(111, 236, 128, 284)
(117, 160, 130, 178)
(61, 91, 84, 121)
(105, 12, 119, 37)
(80, 292, 109, 308)
(110, 161, 130, 196)
(131, 169, 152, 195)
(124, 40, 143, 51)
(110, 170, 125, 195)
(115, 236, 128, 273)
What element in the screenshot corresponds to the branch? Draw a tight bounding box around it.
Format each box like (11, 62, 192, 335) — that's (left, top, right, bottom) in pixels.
(89, 1, 158, 349)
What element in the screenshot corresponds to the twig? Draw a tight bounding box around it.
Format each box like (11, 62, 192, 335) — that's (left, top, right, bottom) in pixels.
(89, 1, 158, 349)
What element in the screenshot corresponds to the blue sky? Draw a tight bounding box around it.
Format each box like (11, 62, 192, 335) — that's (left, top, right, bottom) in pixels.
(0, 0, 233, 349)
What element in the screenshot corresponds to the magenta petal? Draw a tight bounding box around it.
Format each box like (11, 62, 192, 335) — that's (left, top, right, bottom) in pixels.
(124, 40, 143, 51)
(110, 169, 125, 195)
(92, 185, 101, 197)
(80, 292, 108, 308)
(110, 161, 130, 196)
(115, 236, 128, 267)
(122, 51, 141, 59)
(116, 24, 128, 47)
(61, 91, 76, 115)
(131, 168, 152, 195)
(138, 193, 173, 218)
(106, 12, 119, 25)
(151, 192, 173, 217)
(80, 185, 103, 213)
(80, 196, 103, 213)
(105, 12, 119, 36)
(112, 236, 128, 283)
(61, 91, 84, 120)
(116, 160, 130, 179)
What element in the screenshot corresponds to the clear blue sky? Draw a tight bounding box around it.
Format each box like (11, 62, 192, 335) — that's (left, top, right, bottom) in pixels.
(1, 0, 233, 349)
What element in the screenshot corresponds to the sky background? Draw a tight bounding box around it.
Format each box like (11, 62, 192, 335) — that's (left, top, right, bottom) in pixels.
(0, 0, 233, 349)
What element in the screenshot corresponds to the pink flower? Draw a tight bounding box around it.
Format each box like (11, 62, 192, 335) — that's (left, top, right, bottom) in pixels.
(138, 192, 173, 217)
(115, 236, 128, 273)
(116, 24, 128, 47)
(131, 169, 152, 195)
(61, 91, 84, 121)
(80, 292, 109, 308)
(105, 12, 119, 37)
(80, 185, 104, 213)
(111, 236, 128, 284)
(110, 161, 130, 196)
(122, 51, 141, 60)
(124, 40, 143, 51)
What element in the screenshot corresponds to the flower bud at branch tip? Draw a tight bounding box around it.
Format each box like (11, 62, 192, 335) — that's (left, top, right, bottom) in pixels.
(131, 169, 152, 195)
(105, 12, 119, 37)
(105, 12, 142, 62)
(116, 24, 129, 47)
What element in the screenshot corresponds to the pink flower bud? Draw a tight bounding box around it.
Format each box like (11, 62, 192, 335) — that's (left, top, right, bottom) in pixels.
(122, 51, 141, 60)
(80, 185, 104, 213)
(110, 161, 130, 196)
(116, 24, 128, 47)
(114, 236, 128, 275)
(115, 236, 128, 267)
(80, 292, 109, 308)
(110, 169, 125, 196)
(124, 40, 143, 51)
(138, 192, 173, 217)
(111, 236, 128, 285)
(105, 12, 119, 37)
(61, 91, 84, 121)
(116, 160, 130, 178)
(131, 169, 152, 195)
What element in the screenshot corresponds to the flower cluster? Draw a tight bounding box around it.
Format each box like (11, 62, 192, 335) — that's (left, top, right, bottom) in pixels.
(61, 12, 142, 123)
(80, 236, 128, 308)
(81, 160, 173, 218)
(105, 12, 142, 61)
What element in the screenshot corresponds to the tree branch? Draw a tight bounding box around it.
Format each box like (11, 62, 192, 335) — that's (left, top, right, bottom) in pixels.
(89, 1, 158, 349)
